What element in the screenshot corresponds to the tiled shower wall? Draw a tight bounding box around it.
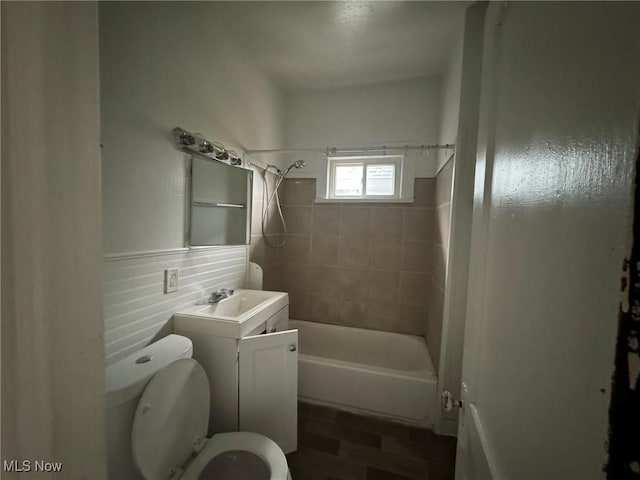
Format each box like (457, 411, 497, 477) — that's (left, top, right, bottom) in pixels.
(251, 177, 437, 337)
(426, 158, 454, 370)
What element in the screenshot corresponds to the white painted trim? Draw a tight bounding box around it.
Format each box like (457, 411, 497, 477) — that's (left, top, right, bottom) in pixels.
(314, 198, 415, 204)
(468, 404, 503, 480)
(437, 415, 459, 437)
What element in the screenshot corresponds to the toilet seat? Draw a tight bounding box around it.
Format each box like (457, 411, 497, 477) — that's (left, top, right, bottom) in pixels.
(132, 358, 288, 480)
(180, 432, 289, 480)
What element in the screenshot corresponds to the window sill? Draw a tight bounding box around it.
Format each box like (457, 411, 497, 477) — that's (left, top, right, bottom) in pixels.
(314, 197, 415, 204)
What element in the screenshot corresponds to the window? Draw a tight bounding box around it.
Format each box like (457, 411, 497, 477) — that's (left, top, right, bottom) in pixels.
(328, 155, 403, 200)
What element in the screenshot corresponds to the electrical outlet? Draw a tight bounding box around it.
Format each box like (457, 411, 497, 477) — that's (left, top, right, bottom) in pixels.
(164, 268, 179, 294)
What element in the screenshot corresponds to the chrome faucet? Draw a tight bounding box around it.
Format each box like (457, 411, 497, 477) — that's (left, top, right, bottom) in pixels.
(209, 288, 234, 304)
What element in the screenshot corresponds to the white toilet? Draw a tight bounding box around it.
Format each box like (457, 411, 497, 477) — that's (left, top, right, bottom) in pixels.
(106, 334, 291, 480)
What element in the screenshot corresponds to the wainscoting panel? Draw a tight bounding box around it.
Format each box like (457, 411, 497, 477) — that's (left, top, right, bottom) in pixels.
(103, 246, 248, 364)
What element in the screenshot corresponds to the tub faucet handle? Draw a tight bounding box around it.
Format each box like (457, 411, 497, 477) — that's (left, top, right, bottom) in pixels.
(208, 288, 234, 304)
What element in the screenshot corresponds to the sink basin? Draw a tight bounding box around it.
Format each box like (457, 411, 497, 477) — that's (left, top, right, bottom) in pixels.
(193, 290, 280, 318)
(173, 289, 289, 338)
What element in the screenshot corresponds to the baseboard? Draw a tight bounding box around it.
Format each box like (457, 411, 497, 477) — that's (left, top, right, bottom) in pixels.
(436, 414, 459, 437)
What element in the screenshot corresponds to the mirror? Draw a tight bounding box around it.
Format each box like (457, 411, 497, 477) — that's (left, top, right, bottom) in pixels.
(189, 157, 252, 246)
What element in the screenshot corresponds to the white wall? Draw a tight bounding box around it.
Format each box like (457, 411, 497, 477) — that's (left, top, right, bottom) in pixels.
(2, 3, 106, 477)
(458, 2, 640, 478)
(103, 247, 247, 364)
(279, 77, 443, 195)
(100, 2, 284, 254)
(437, 38, 463, 173)
(99, 3, 286, 359)
(436, 2, 487, 436)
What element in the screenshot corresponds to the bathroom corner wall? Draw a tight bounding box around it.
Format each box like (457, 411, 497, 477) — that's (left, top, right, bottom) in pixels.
(271, 178, 436, 336)
(427, 158, 454, 370)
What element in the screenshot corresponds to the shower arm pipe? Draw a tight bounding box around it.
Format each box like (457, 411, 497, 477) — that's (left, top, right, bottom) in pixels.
(244, 143, 455, 156)
(242, 153, 281, 176)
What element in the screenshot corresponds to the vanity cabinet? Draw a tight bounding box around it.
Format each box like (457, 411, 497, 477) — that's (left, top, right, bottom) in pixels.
(173, 306, 298, 453)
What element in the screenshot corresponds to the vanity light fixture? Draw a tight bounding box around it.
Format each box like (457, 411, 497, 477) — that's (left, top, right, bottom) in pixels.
(172, 127, 242, 167)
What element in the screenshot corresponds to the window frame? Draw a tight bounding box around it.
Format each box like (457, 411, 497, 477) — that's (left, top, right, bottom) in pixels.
(327, 155, 404, 200)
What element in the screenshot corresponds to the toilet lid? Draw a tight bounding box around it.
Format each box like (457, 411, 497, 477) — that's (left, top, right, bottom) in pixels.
(132, 358, 210, 480)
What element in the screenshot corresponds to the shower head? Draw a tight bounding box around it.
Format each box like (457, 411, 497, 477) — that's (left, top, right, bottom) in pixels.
(280, 160, 306, 177)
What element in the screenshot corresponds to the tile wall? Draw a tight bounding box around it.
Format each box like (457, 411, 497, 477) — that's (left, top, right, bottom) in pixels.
(426, 158, 454, 370)
(251, 177, 437, 337)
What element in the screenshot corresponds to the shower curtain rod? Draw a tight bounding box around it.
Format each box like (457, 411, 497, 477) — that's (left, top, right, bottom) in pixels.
(244, 143, 455, 156)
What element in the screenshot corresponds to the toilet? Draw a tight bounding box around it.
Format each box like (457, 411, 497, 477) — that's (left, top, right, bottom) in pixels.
(106, 334, 291, 480)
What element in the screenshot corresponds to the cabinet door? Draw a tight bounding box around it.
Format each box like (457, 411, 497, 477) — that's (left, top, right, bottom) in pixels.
(238, 329, 298, 453)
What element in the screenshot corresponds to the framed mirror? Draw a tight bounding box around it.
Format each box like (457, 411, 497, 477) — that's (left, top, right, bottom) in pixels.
(189, 157, 252, 246)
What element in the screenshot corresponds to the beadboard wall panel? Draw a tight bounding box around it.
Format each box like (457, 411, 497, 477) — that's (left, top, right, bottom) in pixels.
(103, 246, 248, 364)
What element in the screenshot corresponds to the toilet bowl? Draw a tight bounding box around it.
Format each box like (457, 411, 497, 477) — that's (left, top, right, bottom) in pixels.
(106, 335, 291, 480)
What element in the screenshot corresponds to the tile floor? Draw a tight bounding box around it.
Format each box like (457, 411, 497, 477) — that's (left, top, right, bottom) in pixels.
(286, 402, 457, 480)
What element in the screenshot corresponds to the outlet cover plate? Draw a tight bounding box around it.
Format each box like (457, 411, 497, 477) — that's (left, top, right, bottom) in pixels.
(164, 268, 179, 294)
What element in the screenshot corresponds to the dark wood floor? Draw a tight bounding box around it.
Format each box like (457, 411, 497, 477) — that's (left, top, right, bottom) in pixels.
(287, 402, 457, 480)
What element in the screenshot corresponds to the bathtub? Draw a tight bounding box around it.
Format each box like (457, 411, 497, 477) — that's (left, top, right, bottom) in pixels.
(290, 319, 438, 428)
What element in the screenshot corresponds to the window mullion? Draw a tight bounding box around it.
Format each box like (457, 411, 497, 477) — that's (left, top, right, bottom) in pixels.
(361, 163, 367, 198)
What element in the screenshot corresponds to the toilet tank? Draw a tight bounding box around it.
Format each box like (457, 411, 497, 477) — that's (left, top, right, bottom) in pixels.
(105, 334, 193, 480)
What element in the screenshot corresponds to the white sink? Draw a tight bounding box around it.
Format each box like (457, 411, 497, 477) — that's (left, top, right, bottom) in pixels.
(173, 289, 289, 338)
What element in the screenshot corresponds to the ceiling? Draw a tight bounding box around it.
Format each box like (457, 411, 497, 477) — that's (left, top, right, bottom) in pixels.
(217, 1, 468, 91)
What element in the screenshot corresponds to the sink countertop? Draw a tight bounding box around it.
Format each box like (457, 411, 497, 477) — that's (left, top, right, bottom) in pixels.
(173, 289, 289, 339)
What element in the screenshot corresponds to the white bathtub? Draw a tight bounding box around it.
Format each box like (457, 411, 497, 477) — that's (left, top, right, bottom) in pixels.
(290, 319, 438, 428)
